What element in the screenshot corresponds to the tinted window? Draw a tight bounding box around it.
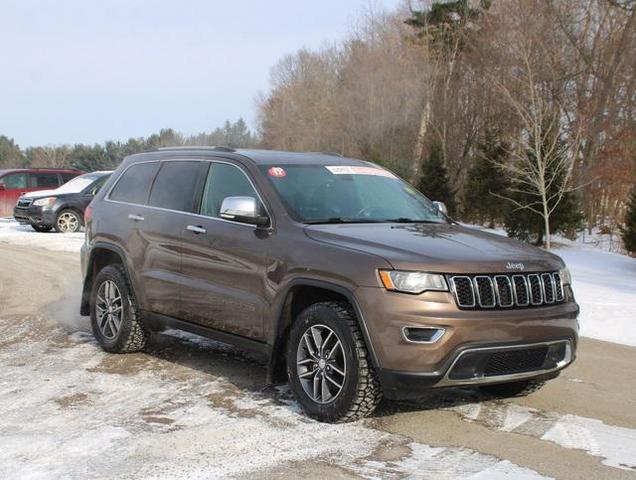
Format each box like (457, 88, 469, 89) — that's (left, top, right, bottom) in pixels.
(1, 173, 27, 190)
(61, 173, 77, 183)
(29, 173, 59, 188)
(109, 162, 160, 204)
(201, 163, 261, 218)
(149, 161, 208, 212)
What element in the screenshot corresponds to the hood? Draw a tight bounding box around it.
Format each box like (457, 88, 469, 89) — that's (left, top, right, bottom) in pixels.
(304, 223, 563, 274)
(21, 190, 77, 200)
(21, 189, 58, 199)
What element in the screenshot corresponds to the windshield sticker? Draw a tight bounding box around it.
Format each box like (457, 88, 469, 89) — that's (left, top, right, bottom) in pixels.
(268, 167, 287, 178)
(325, 165, 396, 178)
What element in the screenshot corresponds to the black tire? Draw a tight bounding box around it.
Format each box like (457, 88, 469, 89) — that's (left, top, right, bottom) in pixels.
(31, 224, 52, 232)
(286, 301, 382, 422)
(90, 264, 149, 353)
(480, 380, 545, 398)
(54, 209, 82, 233)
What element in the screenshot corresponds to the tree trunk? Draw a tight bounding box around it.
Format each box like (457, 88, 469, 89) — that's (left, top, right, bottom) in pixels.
(411, 101, 430, 183)
(541, 189, 551, 249)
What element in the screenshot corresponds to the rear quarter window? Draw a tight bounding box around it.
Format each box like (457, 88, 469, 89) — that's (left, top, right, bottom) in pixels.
(109, 162, 160, 205)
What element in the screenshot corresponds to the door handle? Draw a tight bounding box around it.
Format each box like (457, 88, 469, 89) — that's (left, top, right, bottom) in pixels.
(128, 214, 145, 222)
(186, 225, 206, 234)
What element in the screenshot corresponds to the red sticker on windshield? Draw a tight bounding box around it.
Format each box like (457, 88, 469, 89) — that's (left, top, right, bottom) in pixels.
(268, 167, 286, 178)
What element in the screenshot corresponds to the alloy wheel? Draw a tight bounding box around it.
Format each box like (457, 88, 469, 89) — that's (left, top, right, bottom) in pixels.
(95, 280, 123, 339)
(296, 324, 347, 404)
(57, 212, 79, 233)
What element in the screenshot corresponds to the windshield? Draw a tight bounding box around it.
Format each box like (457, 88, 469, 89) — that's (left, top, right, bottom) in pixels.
(56, 174, 101, 194)
(260, 164, 447, 224)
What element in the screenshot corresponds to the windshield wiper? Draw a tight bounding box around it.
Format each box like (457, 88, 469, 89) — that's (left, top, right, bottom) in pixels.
(304, 217, 384, 225)
(384, 218, 445, 224)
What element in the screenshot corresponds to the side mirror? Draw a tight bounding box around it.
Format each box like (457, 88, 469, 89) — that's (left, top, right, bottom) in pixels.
(0, 184, 5, 191)
(220, 196, 269, 227)
(433, 201, 448, 215)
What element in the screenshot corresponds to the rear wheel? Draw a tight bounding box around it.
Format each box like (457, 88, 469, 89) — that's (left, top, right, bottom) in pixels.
(480, 380, 545, 398)
(55, 209, 82, 233)
(286, 301, 382, 422)
(31, 224, 52, 232)
(90, 264, 149, 353)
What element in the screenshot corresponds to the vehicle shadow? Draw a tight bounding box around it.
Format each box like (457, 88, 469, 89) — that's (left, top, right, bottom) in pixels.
(56, 309, 492, 420)
(144, 329, 488, 417)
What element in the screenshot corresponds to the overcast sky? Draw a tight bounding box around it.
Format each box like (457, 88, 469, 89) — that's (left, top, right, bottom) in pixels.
(0, 0, 400, 147)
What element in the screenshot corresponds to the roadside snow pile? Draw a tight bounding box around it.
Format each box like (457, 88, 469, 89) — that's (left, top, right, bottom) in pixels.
(557, 247, 636, 347)
(0, 219, 83, 253)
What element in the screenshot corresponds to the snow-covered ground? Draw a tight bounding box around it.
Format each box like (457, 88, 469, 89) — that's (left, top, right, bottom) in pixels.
(2, 219, 636, 478)
(0, 218, 84, 252)
(1, 219, 635, 347)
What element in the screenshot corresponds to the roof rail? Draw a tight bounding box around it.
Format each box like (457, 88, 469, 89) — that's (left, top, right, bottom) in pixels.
(321, 151, 343, 157)
(156, 146, 237, 153)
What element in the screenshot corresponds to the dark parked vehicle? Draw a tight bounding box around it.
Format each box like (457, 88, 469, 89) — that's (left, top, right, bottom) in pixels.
(0, 168, 83, 217)
(14, 171, 112, 233)
(80, 148, 579, 422)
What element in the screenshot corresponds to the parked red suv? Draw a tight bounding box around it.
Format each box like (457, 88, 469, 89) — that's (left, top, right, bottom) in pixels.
(0, 168, 83, 217)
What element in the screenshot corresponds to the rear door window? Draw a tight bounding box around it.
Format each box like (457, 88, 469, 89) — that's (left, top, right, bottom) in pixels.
(109, 162, 160, 205)
(1, 173, 27, 190)
(148, 161, 208, 213)
(29, 172, 60, 188)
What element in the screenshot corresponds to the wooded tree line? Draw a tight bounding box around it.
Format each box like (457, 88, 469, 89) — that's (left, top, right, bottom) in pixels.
(1, 0, 634, 250)
(257, 0, 636, 248)
(0, 118, 256, 173)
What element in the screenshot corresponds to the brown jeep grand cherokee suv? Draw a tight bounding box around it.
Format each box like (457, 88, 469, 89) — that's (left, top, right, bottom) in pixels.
(80, 147, 579, 422)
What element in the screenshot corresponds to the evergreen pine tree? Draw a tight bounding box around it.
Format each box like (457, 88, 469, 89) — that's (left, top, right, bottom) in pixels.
(621, 188, 636, 254)
(463, 131, 509, 227)
(417, 143, 457, 216)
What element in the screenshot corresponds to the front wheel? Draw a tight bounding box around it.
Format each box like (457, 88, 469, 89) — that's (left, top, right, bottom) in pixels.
(286, 301, 382, 422)
(55, 209, 82, 233)
(90, 264, 149, 353)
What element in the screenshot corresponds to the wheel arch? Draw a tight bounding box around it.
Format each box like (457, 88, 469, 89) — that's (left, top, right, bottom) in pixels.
(80, 243, 135, 316)
(267, 279, 379, 384)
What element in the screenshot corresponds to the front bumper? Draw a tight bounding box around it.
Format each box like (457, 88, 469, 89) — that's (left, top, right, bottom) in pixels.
(379, 339, 572, 399)
(354, 286, 579, 398)
(13, 205, 56, 226)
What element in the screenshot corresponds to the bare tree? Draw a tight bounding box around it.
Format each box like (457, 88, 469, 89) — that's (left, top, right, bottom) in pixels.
(486, 6, 583, 249)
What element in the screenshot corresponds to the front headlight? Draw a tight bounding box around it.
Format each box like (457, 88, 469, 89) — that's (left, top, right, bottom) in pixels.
(559, 267, 572, 285)
(379, 270, 448, 294)
(33, 197, 56, 207)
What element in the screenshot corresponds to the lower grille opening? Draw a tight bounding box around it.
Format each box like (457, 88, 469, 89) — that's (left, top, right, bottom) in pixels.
(484, 347, 548, 376)
(448, 342, 569, 381)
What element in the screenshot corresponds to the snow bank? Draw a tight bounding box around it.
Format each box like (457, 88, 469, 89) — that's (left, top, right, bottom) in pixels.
(0, 219, 84, 253)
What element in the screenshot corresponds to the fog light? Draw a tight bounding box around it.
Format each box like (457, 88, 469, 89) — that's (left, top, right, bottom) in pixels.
(402, 326, 445, 343)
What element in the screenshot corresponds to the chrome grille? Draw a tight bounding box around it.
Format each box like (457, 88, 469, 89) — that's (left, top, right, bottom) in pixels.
(528, 274, 543, 305)
(449, 272, 564, 309)
(17, 198, 32, 208)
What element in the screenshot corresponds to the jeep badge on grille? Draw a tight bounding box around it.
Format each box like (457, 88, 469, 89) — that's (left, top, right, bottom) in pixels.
(506, 262, 525, 271)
